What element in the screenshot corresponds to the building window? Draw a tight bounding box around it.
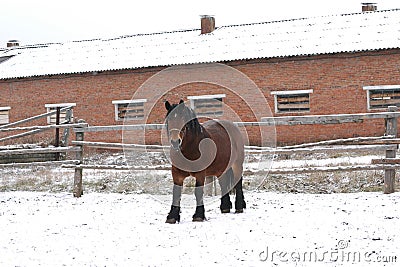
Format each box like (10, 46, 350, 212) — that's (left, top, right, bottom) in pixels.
(188, 94, 226, 117)
(271, 90, 312, 113)
(45, 103, 76, 124)
(112, 99, 147, 121)
(364, 85, 400, 110)
(0, 107, 11, 125)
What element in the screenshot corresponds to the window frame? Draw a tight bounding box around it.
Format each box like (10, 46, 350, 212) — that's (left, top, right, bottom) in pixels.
(363, 85, 400, 111)
(45, 103, 76, 124)
(0, 106, 11, 125)
(187, 94, 226, 117)
(271, 89, 313, 114)
(112, 99, 147, 121)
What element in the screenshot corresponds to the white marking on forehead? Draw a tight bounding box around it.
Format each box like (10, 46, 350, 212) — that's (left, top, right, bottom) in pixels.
(174, 113, 177, 118)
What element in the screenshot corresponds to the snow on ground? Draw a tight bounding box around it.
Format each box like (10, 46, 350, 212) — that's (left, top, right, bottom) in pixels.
(270, 155, 379, 169)
(1, 191, 399, 266)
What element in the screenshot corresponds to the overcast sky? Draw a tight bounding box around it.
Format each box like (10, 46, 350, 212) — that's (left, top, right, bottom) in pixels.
(1, 0, 399, 47)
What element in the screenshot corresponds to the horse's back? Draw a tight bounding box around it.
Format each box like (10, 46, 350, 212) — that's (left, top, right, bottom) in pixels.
(203, 120, 244, 174)
(203, 120, 244, 148)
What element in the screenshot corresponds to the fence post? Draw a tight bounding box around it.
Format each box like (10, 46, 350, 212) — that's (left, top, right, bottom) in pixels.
(384, 106, 398, 194)
(55, 107, 61, 160)
(61, 108, 73, 147)
(73, 121, 85, 197)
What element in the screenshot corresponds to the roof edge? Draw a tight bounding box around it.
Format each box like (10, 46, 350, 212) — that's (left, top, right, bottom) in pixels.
(1, 47, 400, 81)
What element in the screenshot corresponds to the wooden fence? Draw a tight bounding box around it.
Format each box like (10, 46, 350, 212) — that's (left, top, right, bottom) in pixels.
(0, 107, 399, 197)
(0, 106, 83, 167)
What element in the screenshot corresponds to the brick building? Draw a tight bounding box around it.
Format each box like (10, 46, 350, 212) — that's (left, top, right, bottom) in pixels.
(1, 6, 400, 146)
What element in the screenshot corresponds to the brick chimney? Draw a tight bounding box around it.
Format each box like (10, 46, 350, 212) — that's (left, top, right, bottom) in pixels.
(7, 40, 20, 48)
(200, 15, 215, 34)
(362, 3, 377, 12)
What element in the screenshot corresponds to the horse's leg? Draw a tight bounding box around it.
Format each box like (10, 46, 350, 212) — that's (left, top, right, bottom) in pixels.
(165, 183, 182, 223)
(192, 175, 206, 222)
(166, 168, 186, 224)
(218, 168, 233, 213)
(234, 177, 246, 213)
(232, 163, 246, 213)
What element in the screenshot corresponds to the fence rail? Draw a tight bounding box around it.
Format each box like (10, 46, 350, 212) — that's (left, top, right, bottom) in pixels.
(0, 106, 74, 129)
(0, 106, 75, 145)
(70, 140, 398, 154)
(0, 160, 80, 168)
(0, 123, 88, 133)
(60, 163, 400, 173)
(72, 111, 400, 133)
(259, 111, 400, 126)
(0, 146, 80, 156)
(73, 124, 164, 133)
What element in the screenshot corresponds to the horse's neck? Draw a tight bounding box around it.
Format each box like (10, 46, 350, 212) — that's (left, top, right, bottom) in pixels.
(182, 124, 207, 146)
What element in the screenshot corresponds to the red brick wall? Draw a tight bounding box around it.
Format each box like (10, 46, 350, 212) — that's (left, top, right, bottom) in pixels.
(1, 49, 399, 146)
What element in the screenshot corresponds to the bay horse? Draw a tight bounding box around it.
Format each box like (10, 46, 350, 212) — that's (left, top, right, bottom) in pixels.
(164, 100, 246, 223)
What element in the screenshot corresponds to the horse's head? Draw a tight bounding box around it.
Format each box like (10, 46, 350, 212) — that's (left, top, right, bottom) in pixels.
(164, 99, 197, 150)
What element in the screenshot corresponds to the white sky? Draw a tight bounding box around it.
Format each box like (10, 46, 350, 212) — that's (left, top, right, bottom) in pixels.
(1, 0, 399, 47)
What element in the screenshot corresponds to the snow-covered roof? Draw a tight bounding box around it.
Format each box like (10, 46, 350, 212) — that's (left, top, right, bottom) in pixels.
(1, 9, 400, 80)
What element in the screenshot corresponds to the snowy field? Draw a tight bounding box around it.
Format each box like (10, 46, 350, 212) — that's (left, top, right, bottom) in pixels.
(1, 191, 399, 266)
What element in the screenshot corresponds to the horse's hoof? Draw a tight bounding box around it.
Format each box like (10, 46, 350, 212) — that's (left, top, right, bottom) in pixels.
(221, 209, 231, 214)
(166, 218, 178, 224)
(192, 217, 205, 222)
(235, 209, 244, 214)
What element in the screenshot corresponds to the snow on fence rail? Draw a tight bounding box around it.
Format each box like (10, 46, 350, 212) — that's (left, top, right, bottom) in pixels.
(0, 107, 399, 196)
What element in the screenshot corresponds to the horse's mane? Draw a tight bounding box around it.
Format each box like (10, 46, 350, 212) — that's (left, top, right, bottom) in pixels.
(185, 107, 202, 135)
(166, 103, 202, 135)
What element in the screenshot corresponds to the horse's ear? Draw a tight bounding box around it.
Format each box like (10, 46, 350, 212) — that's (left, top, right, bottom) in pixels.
(165, 101, 171, 111)
(179, 99, 184, 105)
